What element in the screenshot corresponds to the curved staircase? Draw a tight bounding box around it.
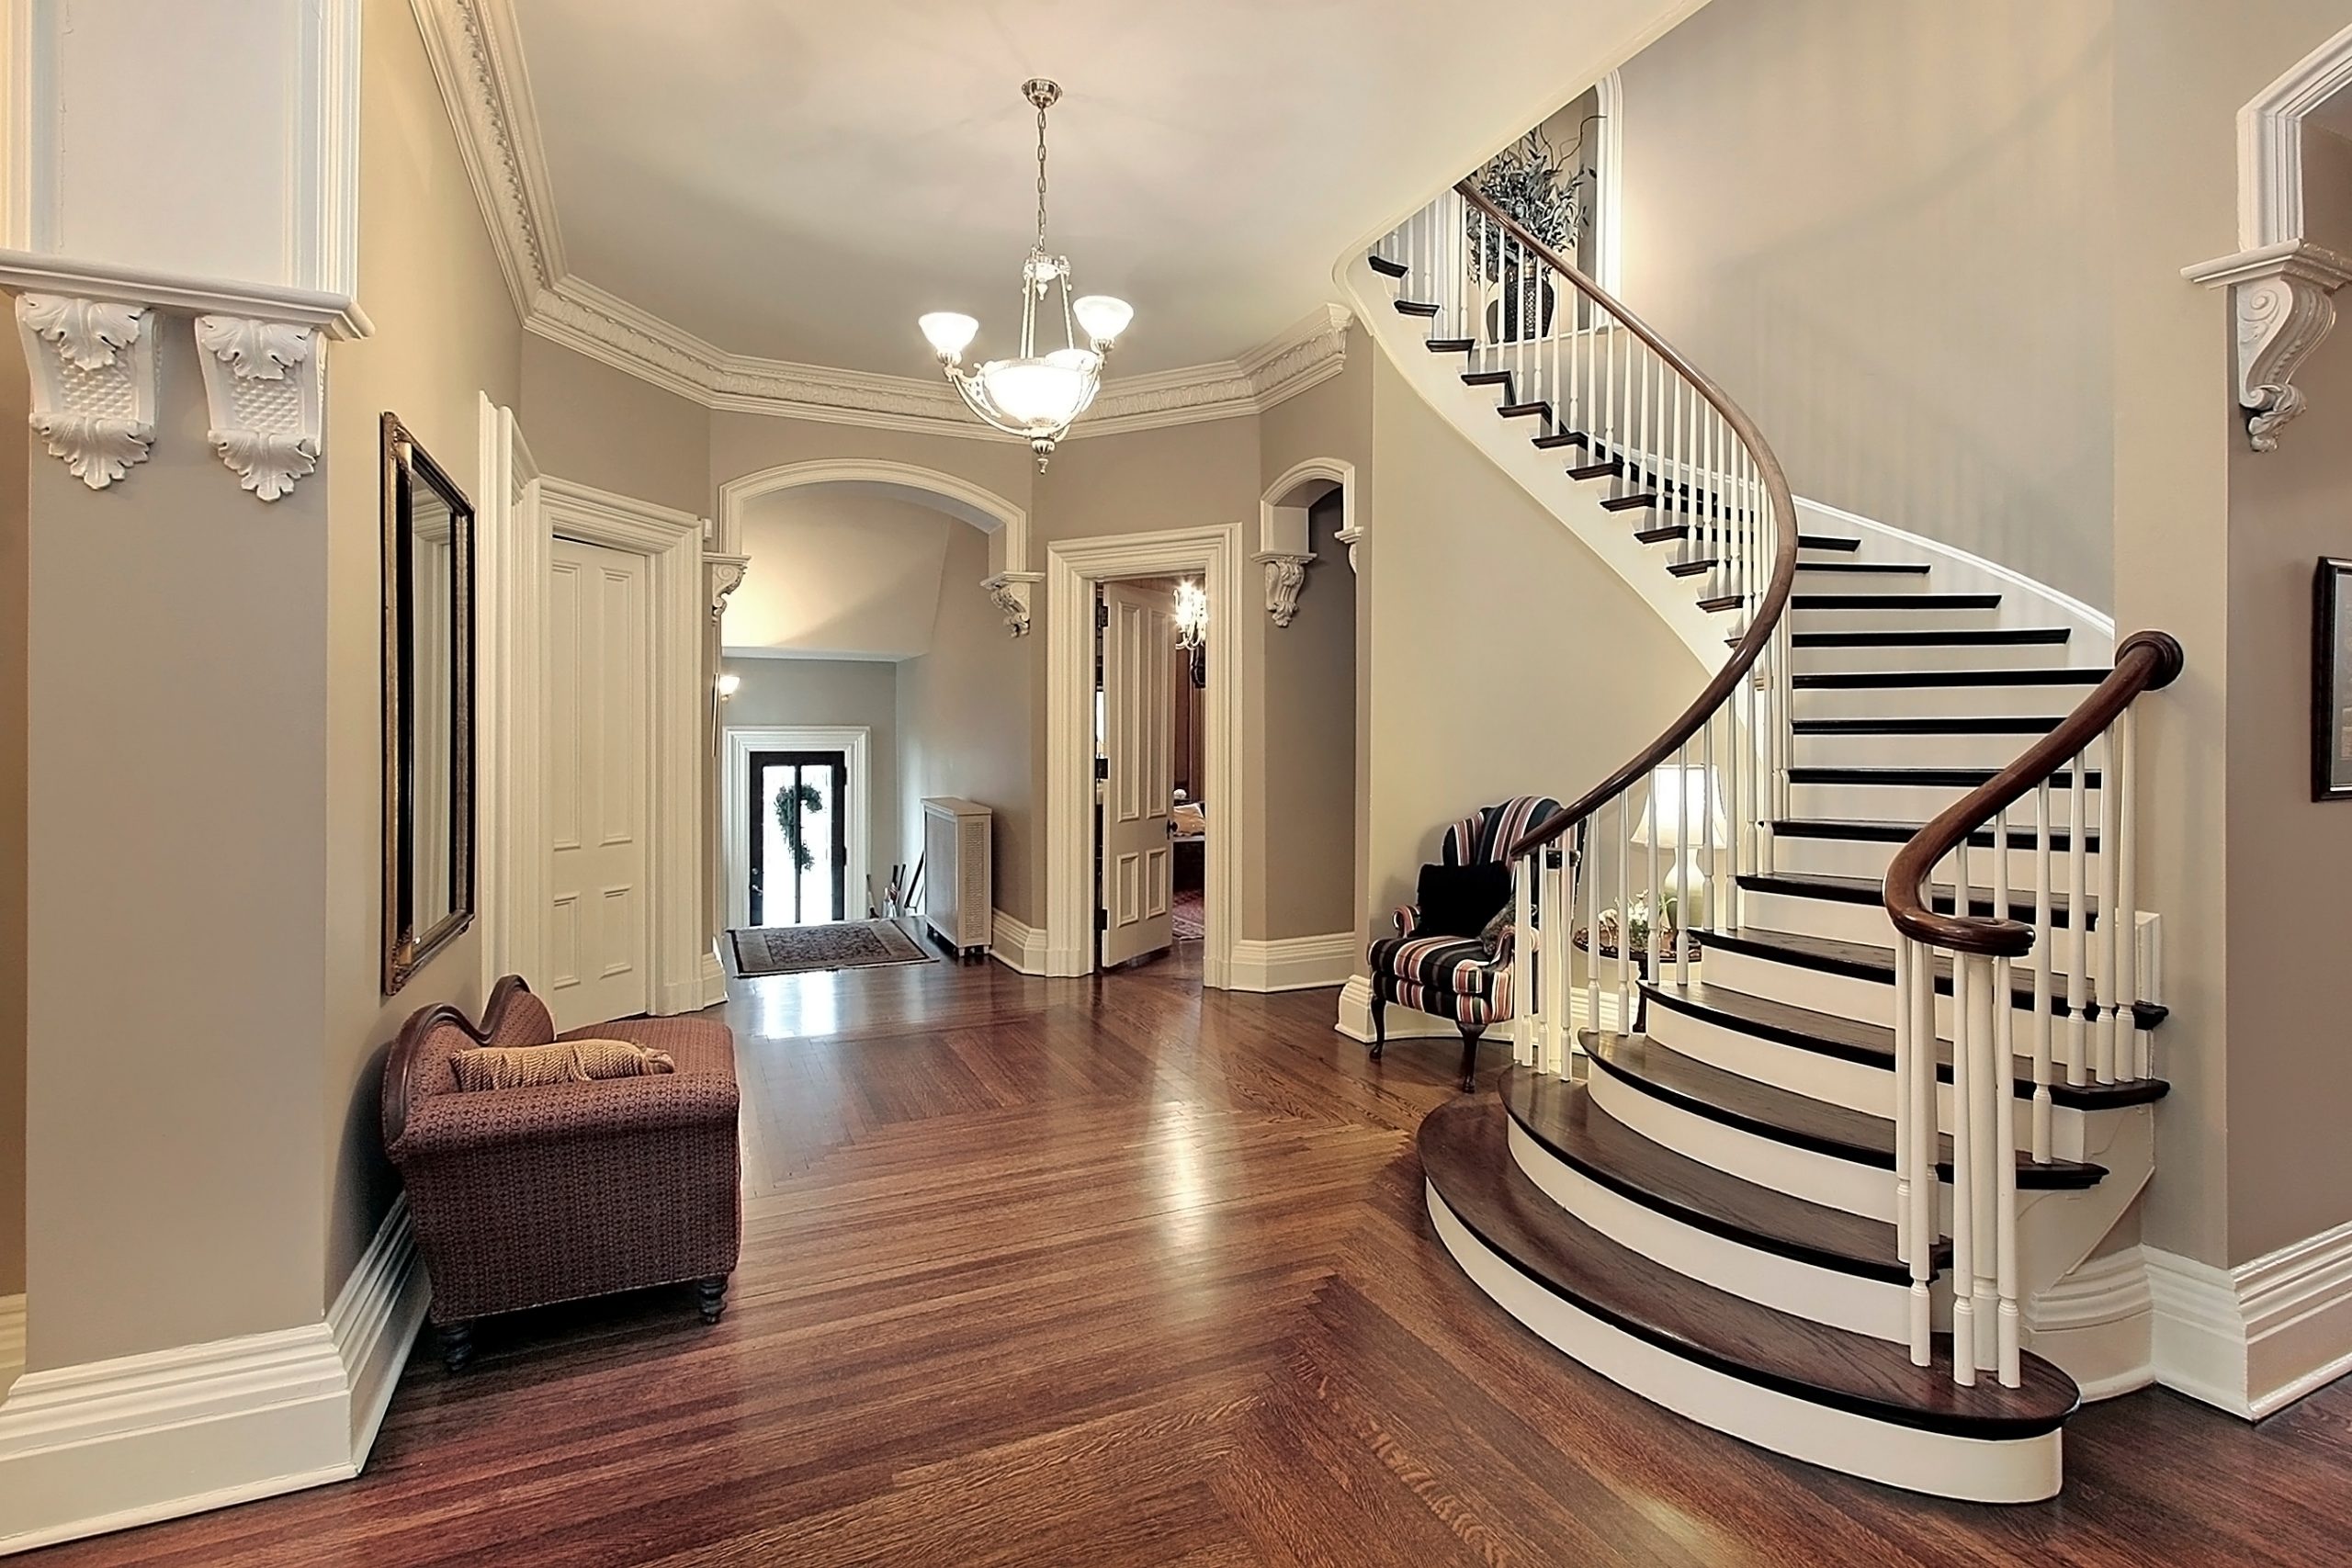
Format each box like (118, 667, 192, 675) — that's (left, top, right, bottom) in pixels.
(1351, 184, 2180, 1503)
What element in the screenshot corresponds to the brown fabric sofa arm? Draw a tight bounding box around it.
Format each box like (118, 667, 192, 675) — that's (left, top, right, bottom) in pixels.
(389, 1072, 740, 1162)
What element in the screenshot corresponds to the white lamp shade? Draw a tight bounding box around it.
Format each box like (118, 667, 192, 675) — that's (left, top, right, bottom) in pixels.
(919, 310, 979, 358)
(1630, 763, 1729, 851)
(714, 672, 741, 698)
(1073, 294, 1134, 344)
(978, 355, 1093, 429)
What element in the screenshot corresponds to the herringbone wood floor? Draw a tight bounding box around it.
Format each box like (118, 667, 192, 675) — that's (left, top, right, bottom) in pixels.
(35, 946, 2352, 1565)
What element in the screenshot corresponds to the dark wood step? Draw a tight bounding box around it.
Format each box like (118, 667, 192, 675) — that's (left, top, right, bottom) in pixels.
(1772, 816, 2098, 852)
(1581, 1033, 2108, 1190)
(1463, 369, 1513, 389)
(1368, 254, 1410, 278)
(1426, 337, 1475, 354)
(1794, 592, 1999, 611)
(1393, 299, 1441, 318)
(1668, 558, 1720, 579)
(1600, 492, 1659, 513)
(1797, 536, 1863, 553)
(1566, 458, 1623, 480)
(1787, 765, 2100, 790)
(1793, 627, 2069, 649)
(1740, 867, 2097, 929)
(1795, 716, 2064, 737)
(1793, 667, 2108, 689)
(1498, 400, 1551, 420)
(1642, 980, 2168, 1111)
(1503, 1067, 1938, 1283)
(1636, 524, 1689, 545)
(1696, 592, 1744, 613)
(1700, 925, 2166, 1031)
(1532, 430, 1591, 451)
(1417, 1098, 2080, 1438)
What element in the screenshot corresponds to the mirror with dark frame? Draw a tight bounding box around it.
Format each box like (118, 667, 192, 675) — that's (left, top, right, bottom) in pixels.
(381, 413, 477, 994)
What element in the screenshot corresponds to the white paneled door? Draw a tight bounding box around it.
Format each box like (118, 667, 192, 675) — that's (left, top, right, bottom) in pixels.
(1099, 581, 1175, 967)
(546, 536, 652, 1031)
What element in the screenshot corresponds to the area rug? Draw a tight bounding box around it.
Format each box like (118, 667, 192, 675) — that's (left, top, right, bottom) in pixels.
(1172, 887, 1205, 942)
(729, 919, 935, 977)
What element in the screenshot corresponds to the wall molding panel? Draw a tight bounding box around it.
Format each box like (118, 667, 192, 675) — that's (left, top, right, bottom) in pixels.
(0, 1199, 425, 1556)
(410, 0, 1350, 437)
(14, 294, 156, 491)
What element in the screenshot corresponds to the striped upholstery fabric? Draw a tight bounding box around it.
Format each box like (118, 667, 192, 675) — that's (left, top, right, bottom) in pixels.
(1371, 796, 1562, 1032)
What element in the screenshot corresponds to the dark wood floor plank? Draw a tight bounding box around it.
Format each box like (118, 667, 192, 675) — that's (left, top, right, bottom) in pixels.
(24, 940, 2352, 1566)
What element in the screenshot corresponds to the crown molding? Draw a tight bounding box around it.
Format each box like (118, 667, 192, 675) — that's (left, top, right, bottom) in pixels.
(416, 0, 1350, 438)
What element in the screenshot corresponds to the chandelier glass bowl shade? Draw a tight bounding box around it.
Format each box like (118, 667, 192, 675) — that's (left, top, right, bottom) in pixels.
(917, 80, 1132, 468)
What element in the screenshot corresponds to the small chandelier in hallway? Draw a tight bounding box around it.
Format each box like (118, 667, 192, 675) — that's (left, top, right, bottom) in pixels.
(1174, 578, 1207, 687)
(918, 80, 1133, 469)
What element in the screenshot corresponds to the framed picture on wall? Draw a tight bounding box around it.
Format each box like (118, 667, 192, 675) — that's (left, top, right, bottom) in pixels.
(2314, 558, 2352, 800)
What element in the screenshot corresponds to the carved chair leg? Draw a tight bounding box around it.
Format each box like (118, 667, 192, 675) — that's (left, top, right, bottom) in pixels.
(1369, 991, 1386, 1059)
(697, 1276, 729, 1325)
(438, 1320, 475, 1373)
(1456, 1024, 1487, 1094)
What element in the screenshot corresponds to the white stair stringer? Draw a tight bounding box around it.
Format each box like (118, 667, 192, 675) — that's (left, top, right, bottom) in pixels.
(1426, 1184, 2065, 1504)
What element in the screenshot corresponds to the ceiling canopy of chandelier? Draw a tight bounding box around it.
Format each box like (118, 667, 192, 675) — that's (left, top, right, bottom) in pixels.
(918, 80, 1132, 469)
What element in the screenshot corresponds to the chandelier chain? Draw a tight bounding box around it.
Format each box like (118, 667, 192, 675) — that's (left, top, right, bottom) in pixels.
(1035, 99, 1050, 249)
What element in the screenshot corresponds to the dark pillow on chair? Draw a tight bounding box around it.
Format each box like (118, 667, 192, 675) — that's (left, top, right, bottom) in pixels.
(1417, 862, 1511, 940)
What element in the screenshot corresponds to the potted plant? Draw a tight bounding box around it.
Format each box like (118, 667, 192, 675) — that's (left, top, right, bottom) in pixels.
(1468, 127, 1585, 343)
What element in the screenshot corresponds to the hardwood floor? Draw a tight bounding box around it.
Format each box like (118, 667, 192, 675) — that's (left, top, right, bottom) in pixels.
(33, 944, 2352, 1565)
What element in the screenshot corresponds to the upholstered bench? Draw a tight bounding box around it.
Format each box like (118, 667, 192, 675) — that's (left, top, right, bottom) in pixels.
(383, 976, 742, 1370)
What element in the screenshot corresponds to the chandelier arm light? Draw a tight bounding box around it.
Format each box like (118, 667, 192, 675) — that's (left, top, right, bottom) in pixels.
(916, 79, 1132, 468)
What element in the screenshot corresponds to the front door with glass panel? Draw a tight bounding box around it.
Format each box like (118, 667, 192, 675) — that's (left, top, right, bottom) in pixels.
(747, 750, 848, 926)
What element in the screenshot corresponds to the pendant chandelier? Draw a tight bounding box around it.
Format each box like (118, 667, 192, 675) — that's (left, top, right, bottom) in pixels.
(918, 80, 1133, 469)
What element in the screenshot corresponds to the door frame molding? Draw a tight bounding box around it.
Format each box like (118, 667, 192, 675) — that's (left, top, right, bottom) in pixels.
(483, 470, 706, 1016)
(1044, 521, 1244, 987)
(720, 725, 871, 931)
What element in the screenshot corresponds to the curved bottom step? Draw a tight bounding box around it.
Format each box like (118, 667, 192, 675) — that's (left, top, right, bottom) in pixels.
(1419, 1097, 2073, 1503)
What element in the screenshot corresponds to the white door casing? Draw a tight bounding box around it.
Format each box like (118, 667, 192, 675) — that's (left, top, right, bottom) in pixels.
(547, 536, 652, 1030)
(1100, 582, 1176, 967)
(475, 396, 547, 998)
(721, 725, 872, 932)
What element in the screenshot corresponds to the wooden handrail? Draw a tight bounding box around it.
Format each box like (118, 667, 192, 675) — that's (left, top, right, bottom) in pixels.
(1460, 180, 1804, 863)
(1883, 630, 2185, 957)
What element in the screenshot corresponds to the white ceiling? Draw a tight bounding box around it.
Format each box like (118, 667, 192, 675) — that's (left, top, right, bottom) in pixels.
(506, 0, 1694, 376)
(723, 491, 956, 660)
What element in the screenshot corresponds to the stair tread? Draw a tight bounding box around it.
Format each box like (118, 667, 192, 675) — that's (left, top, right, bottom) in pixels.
(1794, 592, 1999, 610)
(1797, 536, 1864, 553)
(1393, 299, 1442, 317)
(1740, 867, 2096, 926)
(1504, 1067, 1934, 1281)
(1581, 1032, 2108, 1189)
(1426, 337, 1475, 353)
(1792, 627, 2069, 648)
(1787, 765, 2099, 788)
(1771, 816, 2098, 851)
(1794, 667, 2108, 689)
(1600, 493, 1660, 512)
(1645, 978, 2168, 1110)
(1368, 254, 1410, 278)
(1795, 561, 1933, 575)
(1531, 431, 1590, 450)
(1419, 1098, 2079, 1436)
(1796, 716, 2065, 736)
(1702, 924, 2159, 1030)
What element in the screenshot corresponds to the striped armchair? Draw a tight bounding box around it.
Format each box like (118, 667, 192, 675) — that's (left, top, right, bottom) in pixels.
(1368, 795, 1563, 1091)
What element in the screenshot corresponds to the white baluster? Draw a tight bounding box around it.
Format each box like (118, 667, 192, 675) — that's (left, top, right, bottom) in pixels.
(2098, 723, 2124, 1085)
(1544, 847, 1572, 1077)
(1950, 938, 1977, 1386)
(2065, 757, 2088, 1086)
(1894, 933, 1914, 1269)
(1967, 951, 2001, 1377)
(1907, 932, 1938, 1367)
(2117, 709, 2143, 1079)
(1512, 854, 1536, 1070)
(2031, 778, 2054, 1162)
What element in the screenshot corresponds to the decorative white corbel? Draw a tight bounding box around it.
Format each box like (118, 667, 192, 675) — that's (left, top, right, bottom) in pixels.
(16, 294, 158, 491)
(1253, 550, 1315, 626)
(1333, 525, 1363, 572)
(192, 315, 323, 500)
(985, 570, 1043, 637)
(705, 552, 750, 623)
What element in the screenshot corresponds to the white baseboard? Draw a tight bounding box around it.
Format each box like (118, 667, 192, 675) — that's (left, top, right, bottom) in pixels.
(0, 1198, 426, 1556)
(1228, 932, 1357, 993)
(699, 947, 729, 1008)
(2024, 1247, 2154, 1402)
(2147, 1217, 2352, 1418)
(989, 909, 1047, 976)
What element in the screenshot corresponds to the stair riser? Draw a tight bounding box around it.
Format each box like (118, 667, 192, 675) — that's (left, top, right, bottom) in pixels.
(1794, 731, 2074, 771)
(1792, 683, 2093, 722)
(1792, 640, 2075, 675)
(1792, 567, 1937, 592)
(1423, 1187, 2066, 1504)
(1640, 1001, 2098, 1164)
(1774, 829, 2086, 889)
(1587, 1054, 1899, 1221)
(1699, 940, 2107, 1042)
(1735, 888, 2092, 976)
(1792, 604, 2007, 633)
(1786, 781, 2094, 825)
(1505, 1117, 1926, 1342)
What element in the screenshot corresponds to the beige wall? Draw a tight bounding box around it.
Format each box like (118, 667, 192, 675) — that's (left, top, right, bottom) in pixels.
(727, 492, 954, 660)
(1618, 0, 2118, 607)
(897, 520, 1036, 921)
(0, 310, 25, 1303)
(1363, 351, 1699, 949)
(518, 335, 708, 517)
(721, 656, 902, 905)
(317, 0, 525, 1295)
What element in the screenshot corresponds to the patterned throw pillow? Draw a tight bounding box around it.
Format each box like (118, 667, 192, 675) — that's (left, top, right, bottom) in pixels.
(1479, 903, 1514, 954)
(451, 1039, 676, 1091)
